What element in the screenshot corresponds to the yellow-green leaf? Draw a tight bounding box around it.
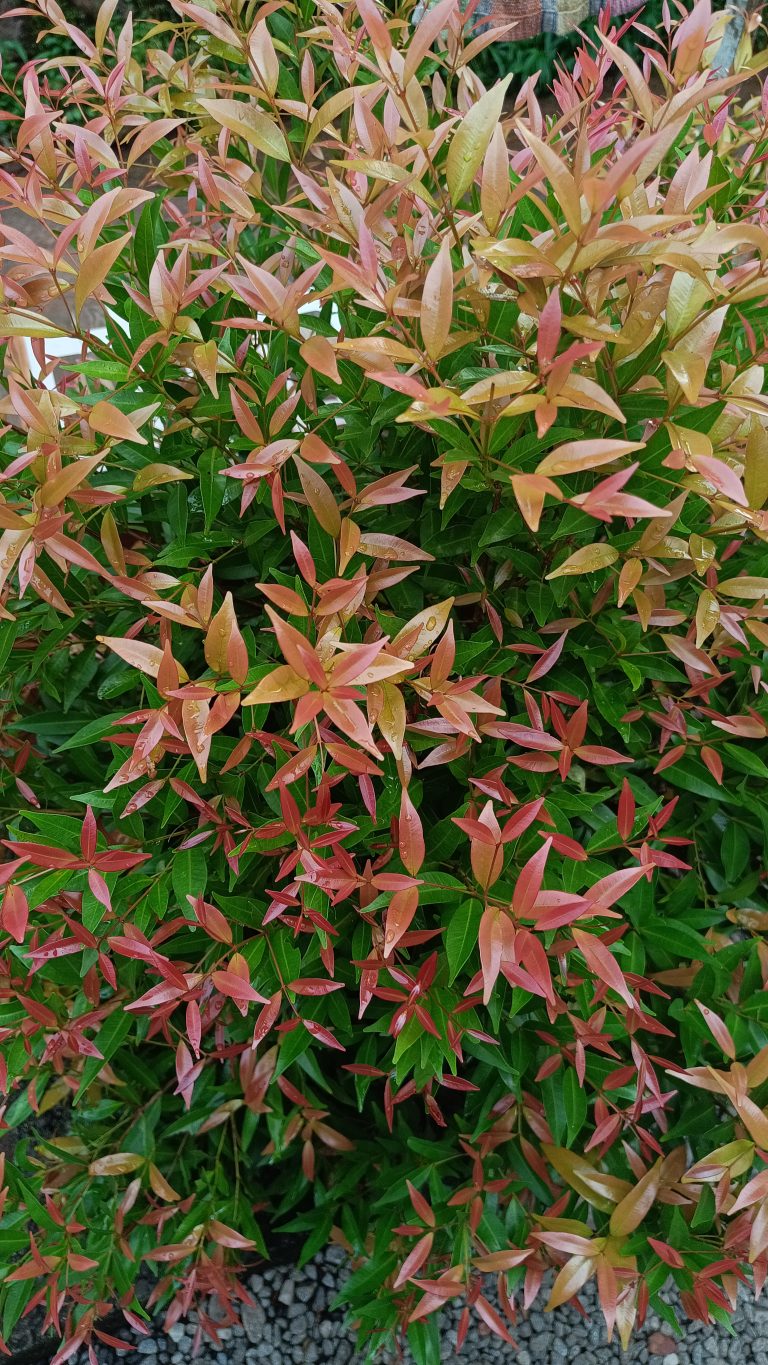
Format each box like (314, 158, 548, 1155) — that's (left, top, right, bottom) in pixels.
(695, 589, 719, 648)
(718, 577, 768, 600)
(542, 1145, 631, 1212)
(746, 418, 768, 510)
(198, 97, 290, 161)
(546, 545, 619, 580)
(133, 463, 193, 492)
(446, 75, 511, 206)
(0, 310, 69, 340)
(537, 439, 644, 477)
(89, 1152, 144, 1176)
(391, 598, 454, 659)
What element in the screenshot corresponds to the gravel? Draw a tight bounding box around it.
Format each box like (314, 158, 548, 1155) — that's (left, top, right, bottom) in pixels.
(60, 1245, 768, 1364)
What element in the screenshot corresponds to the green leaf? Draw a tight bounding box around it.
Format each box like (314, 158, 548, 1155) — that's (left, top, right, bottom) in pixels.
(721, 822, 750, 882)
(134, 195, 166, 291)
(75, 1009, 134, 1103)
(563, 1066, 588, 1146)
(199, 447, 227, 530)
(53, 712, 125, 753)
(171, 846, 208, 910)
(0, 619, 18, 674)
(641, 919, 709, 961)
(445, 901, 482, 984)
(407, 1316, 442, 1365)
(722, 742, 768, 780)
(271, 928, 301, 987)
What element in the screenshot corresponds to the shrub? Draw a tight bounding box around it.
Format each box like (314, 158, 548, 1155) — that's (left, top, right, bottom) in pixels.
(1, 0, 768, 1360)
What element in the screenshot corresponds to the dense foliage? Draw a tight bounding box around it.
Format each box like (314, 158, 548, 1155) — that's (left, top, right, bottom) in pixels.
(0, 0, 674, 111)
(2, 0, 768, 1360)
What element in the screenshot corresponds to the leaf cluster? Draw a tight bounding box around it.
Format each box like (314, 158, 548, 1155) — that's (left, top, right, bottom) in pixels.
(1, 1, 768, 1360)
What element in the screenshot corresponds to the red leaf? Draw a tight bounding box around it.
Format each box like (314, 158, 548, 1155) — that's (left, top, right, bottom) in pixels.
(81, 806, 98, 862)
(286, 978, 344, 996)
(1, 884, 28, 943)
(253, 992, 282, 1048)
(526, 631, 568, 683)
(87, 868, 112, 913)
(393, 1232, 434, 1289)
(407, 1180, 436, 1227)
(4, 841, 81, 869)
(513, 838, 552, 918)
(617, 778, 635, 841)
(303, 1018, 345, 1050)
(572, 928, 635, 1008)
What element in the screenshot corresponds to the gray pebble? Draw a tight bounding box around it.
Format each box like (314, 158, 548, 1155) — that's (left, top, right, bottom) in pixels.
(529, 1336, 552, 1357)
(241, 1302, 266, 1344)
(69, 1249, 768, 1365)
(277, 1278, 295, 1307)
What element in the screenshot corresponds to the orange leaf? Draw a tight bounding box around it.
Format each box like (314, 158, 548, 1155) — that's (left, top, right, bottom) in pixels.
(399, 789, 425, 876)
(148, 1163, 181, 1202)
(384, 885, 419, 957)
(40, 453, 106, 508)
(205, 591, 248, 683)
(609, 1159, 662, 1237)
(420, 239, 453, 361)
(546, 1254, 598, 1311)
(182, 698, 211, 783)
(695, 1000, 736, 1060)
(300, 336, 340, 384)
(75, 231, 132, 319)
(90, 400, 157, 446)
(293, 454, 341, 538)
(97, 635, 168, 679)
